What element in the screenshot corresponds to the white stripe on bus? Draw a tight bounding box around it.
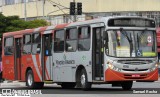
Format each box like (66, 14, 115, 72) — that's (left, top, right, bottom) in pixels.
(31, 55, 42, 81)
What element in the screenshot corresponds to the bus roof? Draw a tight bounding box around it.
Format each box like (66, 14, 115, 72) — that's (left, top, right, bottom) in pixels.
(3, 16, 155, 37)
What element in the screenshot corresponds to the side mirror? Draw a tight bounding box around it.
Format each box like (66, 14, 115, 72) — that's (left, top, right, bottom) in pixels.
(103, 31, 108, 42)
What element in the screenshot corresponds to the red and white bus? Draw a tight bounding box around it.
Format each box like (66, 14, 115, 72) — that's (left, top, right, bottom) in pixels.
(2, 16, 159, 90)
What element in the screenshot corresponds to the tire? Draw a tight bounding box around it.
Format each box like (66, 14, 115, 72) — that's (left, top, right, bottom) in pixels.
(26, 70, 44, 89)
(61, 83, 76, 89)
(0, 72, 2, 83)
(79, 69, 91, 90)
(121, 81, 133, 90)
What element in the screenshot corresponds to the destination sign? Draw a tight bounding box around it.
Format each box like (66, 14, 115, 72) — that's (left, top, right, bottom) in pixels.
(108, 18, 155, 27)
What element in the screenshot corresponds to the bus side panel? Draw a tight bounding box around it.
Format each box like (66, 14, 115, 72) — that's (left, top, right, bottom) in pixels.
(2, 56, 14, 80)
(34, 54, 43, 82)
(21, 54, 42, 82)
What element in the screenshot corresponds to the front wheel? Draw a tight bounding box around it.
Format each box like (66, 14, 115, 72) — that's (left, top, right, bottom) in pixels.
(79, 69, 91, 90)
(121, 81, 133, 90)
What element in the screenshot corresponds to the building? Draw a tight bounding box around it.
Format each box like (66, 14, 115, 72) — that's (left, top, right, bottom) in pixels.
(1, 0, 160, 26)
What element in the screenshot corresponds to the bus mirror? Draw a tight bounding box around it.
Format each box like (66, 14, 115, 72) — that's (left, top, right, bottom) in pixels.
(103, 31, 108, 42)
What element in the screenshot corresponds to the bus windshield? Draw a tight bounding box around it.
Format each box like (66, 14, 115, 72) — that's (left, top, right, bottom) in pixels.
(106, 30, 156, 57)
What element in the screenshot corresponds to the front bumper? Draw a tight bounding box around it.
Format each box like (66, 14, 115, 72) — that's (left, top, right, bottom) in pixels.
(105, 68, 159, 82)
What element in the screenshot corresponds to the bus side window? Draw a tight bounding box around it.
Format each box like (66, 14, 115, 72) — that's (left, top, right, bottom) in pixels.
(23, 34, 32, 54)
(78, 26, 91, 51)
(4, 37, 14, 55)
(65, 28, 77, 52)
(54, 30, 64, 52)
(32, 33, 41, 54)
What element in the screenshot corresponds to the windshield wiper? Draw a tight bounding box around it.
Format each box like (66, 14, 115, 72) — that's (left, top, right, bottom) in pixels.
(137, 29, 147, 49)
(120, 28, 133, 56)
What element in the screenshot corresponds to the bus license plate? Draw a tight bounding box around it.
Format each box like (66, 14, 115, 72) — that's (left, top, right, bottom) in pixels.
(132, 74, 140, 77)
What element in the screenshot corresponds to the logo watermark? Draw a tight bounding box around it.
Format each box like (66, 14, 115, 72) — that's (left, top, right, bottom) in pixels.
(133, 89, 158, 94)
(0, 89, 42, 97)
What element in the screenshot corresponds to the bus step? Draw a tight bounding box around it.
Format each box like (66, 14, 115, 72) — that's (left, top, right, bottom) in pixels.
(44, 80, 53, 84)
(95, 77, 104, 80)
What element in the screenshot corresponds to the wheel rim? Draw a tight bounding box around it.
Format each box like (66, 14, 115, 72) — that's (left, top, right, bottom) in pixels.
(81, 73, 86, 86)
(27, 74, 33, 86)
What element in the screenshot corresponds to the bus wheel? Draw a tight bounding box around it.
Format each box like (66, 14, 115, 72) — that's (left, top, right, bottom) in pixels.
(61, 83, 76, 89)
(26, 70, 34, 88)
(121, 81, 133, 90)
(26, 70, 44, 89)
(80, 69, 91, 90)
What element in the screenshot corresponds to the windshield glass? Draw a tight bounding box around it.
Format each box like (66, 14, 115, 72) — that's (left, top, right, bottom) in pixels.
(106, 30, 156, 57)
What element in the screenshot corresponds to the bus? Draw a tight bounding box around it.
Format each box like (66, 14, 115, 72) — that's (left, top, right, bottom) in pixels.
(2, 16, 159, 90)
(0, 36, 2, 81)
(156, 27, 160, 74)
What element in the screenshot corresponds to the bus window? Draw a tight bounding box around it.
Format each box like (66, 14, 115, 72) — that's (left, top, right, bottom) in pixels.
(5, 37, 13, 47)
(78, 27, 90, 51)
(4, 37, 14, 55)
(54, 30, 64, 52)
(23, 34, 31, 54)
(32, 33, 41, 54)
(65, 28, 77, 52)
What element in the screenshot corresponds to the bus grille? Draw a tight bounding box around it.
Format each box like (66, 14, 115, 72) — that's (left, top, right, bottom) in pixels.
(122, 69, 148, 71)
(117, 60, 153, 65)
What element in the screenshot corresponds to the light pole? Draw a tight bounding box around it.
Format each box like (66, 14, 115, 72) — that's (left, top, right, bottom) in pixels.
(24, 0, 27, 21)
(43, 0, 45, 19)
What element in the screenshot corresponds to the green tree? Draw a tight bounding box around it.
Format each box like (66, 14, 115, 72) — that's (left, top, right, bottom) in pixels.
(0, 13, 48, 36)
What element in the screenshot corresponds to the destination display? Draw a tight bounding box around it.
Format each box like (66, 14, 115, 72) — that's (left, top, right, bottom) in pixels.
(108, 18, 155, 27)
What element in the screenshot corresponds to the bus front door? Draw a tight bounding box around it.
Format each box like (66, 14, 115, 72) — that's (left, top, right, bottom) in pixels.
(14, 38, 22, 80)
(92, 27, 104, 81)
(42, 34, 53, 81)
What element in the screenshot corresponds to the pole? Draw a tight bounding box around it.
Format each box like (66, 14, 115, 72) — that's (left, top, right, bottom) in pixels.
(24, 0, 27, 21)
(73, 0, 76, 22)
(43, 0, 45, 19)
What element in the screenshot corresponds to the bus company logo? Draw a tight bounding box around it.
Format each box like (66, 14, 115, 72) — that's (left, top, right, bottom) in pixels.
(135, 68, 139, 71)
(56, 55, 75, 65)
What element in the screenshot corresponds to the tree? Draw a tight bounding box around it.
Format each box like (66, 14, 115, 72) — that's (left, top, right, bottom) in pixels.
(0, 13, 48, 36)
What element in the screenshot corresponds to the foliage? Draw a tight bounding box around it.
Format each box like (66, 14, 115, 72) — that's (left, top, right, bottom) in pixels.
(0, 13, 48, 36)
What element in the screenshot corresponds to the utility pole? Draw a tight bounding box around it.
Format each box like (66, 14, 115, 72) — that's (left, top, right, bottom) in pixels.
(24, 0, 27, 21)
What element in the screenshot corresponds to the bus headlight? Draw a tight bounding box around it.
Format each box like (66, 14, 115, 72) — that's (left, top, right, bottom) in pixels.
(108, 62, 121, 72)
(149, 64, 158, 72)
(108, 63, 114, 69)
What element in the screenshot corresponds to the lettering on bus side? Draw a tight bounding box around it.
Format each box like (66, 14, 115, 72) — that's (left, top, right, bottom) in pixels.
(56, 60, 75, 65)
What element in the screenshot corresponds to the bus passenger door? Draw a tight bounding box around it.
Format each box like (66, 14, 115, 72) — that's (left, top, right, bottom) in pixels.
(42, 34, 53, 81)
(92, 27, 104, 81)
(14, 38, 22, 80)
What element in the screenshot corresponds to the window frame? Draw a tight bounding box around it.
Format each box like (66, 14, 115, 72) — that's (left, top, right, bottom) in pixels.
(4, 36, 14, 56)
(65, 27, 78, 52)
(54, 29, 65, 53)
(78, 26, 91, 51)
(22, 34, 32, 55)
(32, 32, 41, 55)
